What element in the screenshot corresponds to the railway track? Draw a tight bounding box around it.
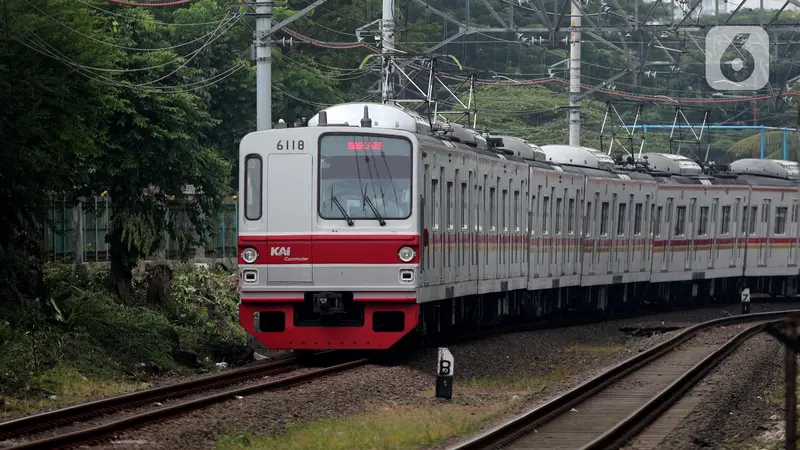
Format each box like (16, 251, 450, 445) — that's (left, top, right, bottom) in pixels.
(450, 309, 799, 450)
(0, 352, 367, 450)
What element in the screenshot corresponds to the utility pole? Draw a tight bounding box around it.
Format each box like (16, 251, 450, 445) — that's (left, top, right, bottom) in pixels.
(255, 0, 272, 131)
(381, 0, 395, 103)
(568, 0, 581, 146)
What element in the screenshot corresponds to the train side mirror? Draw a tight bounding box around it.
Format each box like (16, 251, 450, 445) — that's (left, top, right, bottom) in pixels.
(422, 228, 429, 248)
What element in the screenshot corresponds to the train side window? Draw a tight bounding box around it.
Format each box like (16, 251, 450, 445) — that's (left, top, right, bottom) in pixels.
(481, 175, 487, 231)
(543, 196, 550, 234)
(775, 206, 788, 235)
(721, 205, 731, 235)
(431, 179, 439, 230)
(555, 198, 563, 235)
(502, 189, 508, 232)
(514, 190, 521, 232)
(244, 155, 262, 220)
(568, 198, 575, 234)
(675, 206, 687, 236)
(617, 203, 627, 236)
(749, 206, 758, 234)
(698, 206, 709, 236)
(447, 181, 454, 230)
(490, 187, 497, 231)
(634, 203, 643, 235)
(655, 206, 663, 237)
(600, 202, 609, 236)
(461, 182, 468, 230)
(585, 201, 592, 237)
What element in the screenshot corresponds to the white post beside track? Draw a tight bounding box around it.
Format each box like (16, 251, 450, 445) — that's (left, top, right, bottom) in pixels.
(741, 287, 751, 314)
(436, 347, 454, 400)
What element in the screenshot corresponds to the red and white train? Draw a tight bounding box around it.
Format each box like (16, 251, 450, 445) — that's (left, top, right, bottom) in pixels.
(237, 102, 800, 352)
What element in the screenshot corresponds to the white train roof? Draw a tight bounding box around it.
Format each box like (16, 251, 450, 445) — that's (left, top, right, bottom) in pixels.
(729, 158, 800, 180)
(540, 144, 615, 171)
(640, 153, 702, 176)
(496, 136, 547, 162)
(307, 102, 431, 134)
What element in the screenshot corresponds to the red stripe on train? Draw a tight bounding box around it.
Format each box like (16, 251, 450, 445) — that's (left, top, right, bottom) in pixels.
(238, 234, 419, 265)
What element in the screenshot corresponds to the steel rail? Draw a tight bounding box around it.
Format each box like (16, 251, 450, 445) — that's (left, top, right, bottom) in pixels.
(6, 358, 367, 450)
(0, 357, 302, 440)
(583, 319, 774, 449)
(449, 309, 800, 450)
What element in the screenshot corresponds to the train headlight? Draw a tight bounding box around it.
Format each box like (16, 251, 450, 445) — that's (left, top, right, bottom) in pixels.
(398, 246, 416, 263)
(241, 248, 258, 264)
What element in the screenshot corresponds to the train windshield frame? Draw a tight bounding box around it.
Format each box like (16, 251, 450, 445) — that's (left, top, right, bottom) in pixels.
(318, 133, 413, 221)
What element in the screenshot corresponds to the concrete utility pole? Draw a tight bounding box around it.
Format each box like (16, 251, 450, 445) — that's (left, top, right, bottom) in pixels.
(381, 0, 395, 103)
(255, 0, 272, 131)
(568, 0, 581, 146)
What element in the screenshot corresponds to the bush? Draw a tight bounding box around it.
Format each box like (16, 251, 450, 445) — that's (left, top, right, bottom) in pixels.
(0, 261, 244, 400)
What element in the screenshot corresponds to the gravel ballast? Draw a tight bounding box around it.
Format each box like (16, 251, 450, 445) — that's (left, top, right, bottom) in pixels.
(5, 302, 798, 450)
(626, 333, 785, 449)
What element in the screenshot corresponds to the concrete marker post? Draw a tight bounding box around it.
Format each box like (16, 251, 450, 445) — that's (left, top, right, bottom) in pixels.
(436, 347, 454, 400)
(741, 287, 750, 315)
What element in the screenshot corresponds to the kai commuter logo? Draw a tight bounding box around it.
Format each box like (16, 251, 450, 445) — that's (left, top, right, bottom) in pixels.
(270, 246, 291, 257)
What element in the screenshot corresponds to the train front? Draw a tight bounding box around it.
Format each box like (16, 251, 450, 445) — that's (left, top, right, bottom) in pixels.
(237, 103, 421, 351)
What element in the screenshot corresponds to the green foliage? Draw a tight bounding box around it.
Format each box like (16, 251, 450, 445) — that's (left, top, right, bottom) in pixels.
(164, 265, 245, 351)
(0, 263, 243, 401)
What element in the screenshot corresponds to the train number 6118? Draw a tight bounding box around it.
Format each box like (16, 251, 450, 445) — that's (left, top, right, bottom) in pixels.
(277, 140, 304, 151)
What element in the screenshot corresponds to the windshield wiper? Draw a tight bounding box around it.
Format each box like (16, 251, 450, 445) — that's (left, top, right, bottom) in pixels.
(363, 195, 387, 226)
(331, 196, 355, 226)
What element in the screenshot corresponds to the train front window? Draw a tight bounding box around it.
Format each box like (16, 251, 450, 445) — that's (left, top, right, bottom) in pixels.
(318, 134, 412, 221)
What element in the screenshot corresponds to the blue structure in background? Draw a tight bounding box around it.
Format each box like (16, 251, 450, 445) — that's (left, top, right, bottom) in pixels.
(626, 125, 798, 160)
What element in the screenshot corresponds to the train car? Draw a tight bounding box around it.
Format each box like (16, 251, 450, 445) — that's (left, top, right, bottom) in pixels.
(729, 159, 800, 295)
(237, 101, 800, 353)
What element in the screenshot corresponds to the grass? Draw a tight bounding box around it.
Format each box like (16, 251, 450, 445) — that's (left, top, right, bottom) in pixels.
(1, 364, 148, 418)
(216, 403, 505, 450)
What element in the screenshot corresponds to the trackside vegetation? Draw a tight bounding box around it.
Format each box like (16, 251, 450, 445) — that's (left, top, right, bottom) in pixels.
(0, 263, 244, 417)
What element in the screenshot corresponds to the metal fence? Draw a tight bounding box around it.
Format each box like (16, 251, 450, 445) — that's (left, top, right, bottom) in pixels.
(45, 196, 239, 262)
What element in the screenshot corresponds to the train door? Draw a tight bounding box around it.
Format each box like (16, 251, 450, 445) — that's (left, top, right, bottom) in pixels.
(500, 178, 509, 280)
(544, 186, 554, 276)
(465, 169, 474, 281)
(532, 184, 541, 278)
(626, 194, 634, 272)
(267, 153, 313, 283)
(588, 192, 598, 274)
(422, 163, 430, 284)
(663, 197, 673, 271)
(730, 198, 740, 267)
(569, 189, 579, 275)
(555, 189, 564, 276)
(685, 198, 696, 271)
(610, 193, 618, 274)
(479, 173, 486, 280)
(639, 196, 649, 271)
(759, 198, 771, 266)
(519, 180, 527, 277)
(599, 194, 609, 274)
(708, 198, 718, 269)
(791, 201, 799, 266)
(471, 169, 479, 281)
(430, 168, 440, 284)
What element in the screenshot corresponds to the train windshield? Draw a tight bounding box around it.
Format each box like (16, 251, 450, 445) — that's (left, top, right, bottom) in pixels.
(318, 134, 412, 221)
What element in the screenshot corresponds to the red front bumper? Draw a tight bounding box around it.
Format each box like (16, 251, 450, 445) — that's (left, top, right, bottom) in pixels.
(239, 298, 419, 350)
